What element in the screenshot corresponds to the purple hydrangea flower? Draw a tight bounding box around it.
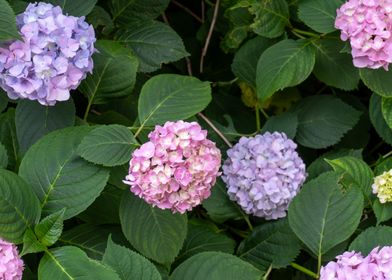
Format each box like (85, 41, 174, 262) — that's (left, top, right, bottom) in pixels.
(0, 2, 96, 105)
(320, 246, 392, 279)
(222, 132, 306, 220)
(0, 238, 24, 280)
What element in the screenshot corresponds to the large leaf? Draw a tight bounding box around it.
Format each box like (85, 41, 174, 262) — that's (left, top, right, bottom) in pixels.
(119, 193, 187, 264)
(370, 94, 392, 145)
(0, 109, 18, 169)
(238, 219, 301, 271)
(35, 209, 65, 247)
(349, 226, 392, 255)
(261, 111, 298, 139)
(111, 0, 170, 25)
(0, 169, 41, 243)
(360, 68, 392, 97)
(0, 0, 20, 41)
(103, 237, 161, 280)
(231, 36, 276, 86)
(312, 39, 359, 90)
(373, 200, 392, 225)
(298, 0, 343, 33)
(381, 97, 392, 130)
(79, 40, 138, 110)
(47, 0, 97, 16)
(327, 156, 374, 201)
(202, 179, 243, 223)
(15, 99, 75, 154)
(288, 172, 364, 257)
(0, 143, 8, 169)
(294, 95, 361, 149)
(38, 246, 121, 280)
(256, 39, 315, 102)
(138, 74, 211, 128)
(19, 126, 110, 219)
(78, 125, 139, 167)
(170, 252, 263, 280)
(116, 20, 188, 72)
(175, 221, 236, 264)
(250, 0, 289, 38)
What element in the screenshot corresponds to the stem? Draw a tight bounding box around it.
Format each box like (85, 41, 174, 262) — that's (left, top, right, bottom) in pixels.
(213, 77, 238, 87)
(134, 126, 143, 138)
(197, 112, 233, 148)
(255, 104, 261, 132)
(200, 0, 220, 73)
(383, 150, 392, 158)
(292, 28, 320, 38)
(263, 265, 273, 280)
(260, 108, 269, 119)
(172, 0, 203, 23)
(291, 30, 306, 39)
(317, 254, 322, 278)
(290, 263, 318, 279)
(243, 214, 253, 231)
(161, 12, 170, 25)
(83, 101, 93, 121)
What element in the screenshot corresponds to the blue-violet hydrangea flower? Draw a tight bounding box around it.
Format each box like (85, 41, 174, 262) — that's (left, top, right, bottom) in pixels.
(0, 2, 96, 105)
(222, 132, 306, 220)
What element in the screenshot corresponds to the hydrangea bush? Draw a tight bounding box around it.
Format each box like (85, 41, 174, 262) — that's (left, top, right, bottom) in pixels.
(3, 0, 392, 279)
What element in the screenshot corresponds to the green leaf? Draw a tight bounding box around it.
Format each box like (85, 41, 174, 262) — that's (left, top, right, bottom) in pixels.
(326, 156, 374, 200)
(103, 237, 161, 280)
(0, 142, 8, 169)
(307, 149, 362, 180)
(313, 39, 359, 90)
(60, 224, 118, 259)
(21, 229, 46, 256)
(15, 99, 75, 154)
(175, 221, 236, 264)
(250, 0, 289, 38)
(19, 126, 110, 219)
(370, 94, 392, 145)
(256, 39, 316, 102)
(382, 97, 392, 130)
(261, 111, 298, 139)
(78, 125, 139, 167)
(0, 0, 20, 41)
(0, 109, 18, 169)
(35, 209, 65, 247)
(170, 252, 263, 280)
(46, 0, 97, 16)
(138, 74, 211, 127)
(88, 6, 114, 35)
(294, 95, 361, 149)
(0, 92, 7, 113)
(373, 200, 392, 225)
(116, 20, 188, 72)
(288, 172, 364, 257)
(79, 40, 138, 108)
(298, 0, 343, 33)
(38, 246, 121, 280)
(349, 226, 392, 255)
(232, 36, 276, 86)
(111, 0, 170, 25)
(360, 68, 392, 97)
(375, 157, 392, 175)
(202, 179, 243, 223)
(0, 169, 41, 243)
(119, 193, 187, 264)
(238, 219, 301, 271)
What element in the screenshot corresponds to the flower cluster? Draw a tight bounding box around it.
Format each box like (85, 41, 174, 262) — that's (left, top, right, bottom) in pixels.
(320, 246, 392, 279)
(372, 169, 392, 203)
(0, 2, 95, 105)
(222, 132, 306, 220)
(335, 0, 392, 70)
(0, 238, 23, 280)
(123, 121, 221, 213)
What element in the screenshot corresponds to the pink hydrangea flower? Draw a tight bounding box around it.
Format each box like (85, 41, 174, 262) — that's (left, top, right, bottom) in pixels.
(335, 0, 392, 70)
(320, 246, 392, 279)
(0, 238, 24, 280)
(123, 121, 221, 213)
(0, 2, 95, 105)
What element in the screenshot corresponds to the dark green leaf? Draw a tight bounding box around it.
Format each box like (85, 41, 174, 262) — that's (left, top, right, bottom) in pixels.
(15, 99, 75, 154)
(0, 109, 18, 169)
(373, 200, 392, 225)
(116, 20, 188, 72)
(360, 68, 392, 97)
(0, 0, 20, 41)
(0, 143, 8, 169)
(382, 97, 392, 130)
(47, 0, 97, 16)
(78, 124, 139, 167)
(349, 226, 392, 255)
(288, 172, 364, 257)
(0, 92, 7, 113)
(19, 126, 110, 219)
(119, 193, 187, 264)
(35, 209, 65, 246)
(170, 252, 263, 280)
(21, 229, 46, 256)
(261, 111, 298, 139)
(370, 94, 392, 145)
(256, 39, 316, 102)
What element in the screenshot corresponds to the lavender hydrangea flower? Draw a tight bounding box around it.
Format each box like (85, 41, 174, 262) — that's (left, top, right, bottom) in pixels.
(0, 238, 24, 280)
(222, 132, 306, 220)
(123, 121, 221, 214)
(0, 2, 96, 105)
(320, 246, 392, 279)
